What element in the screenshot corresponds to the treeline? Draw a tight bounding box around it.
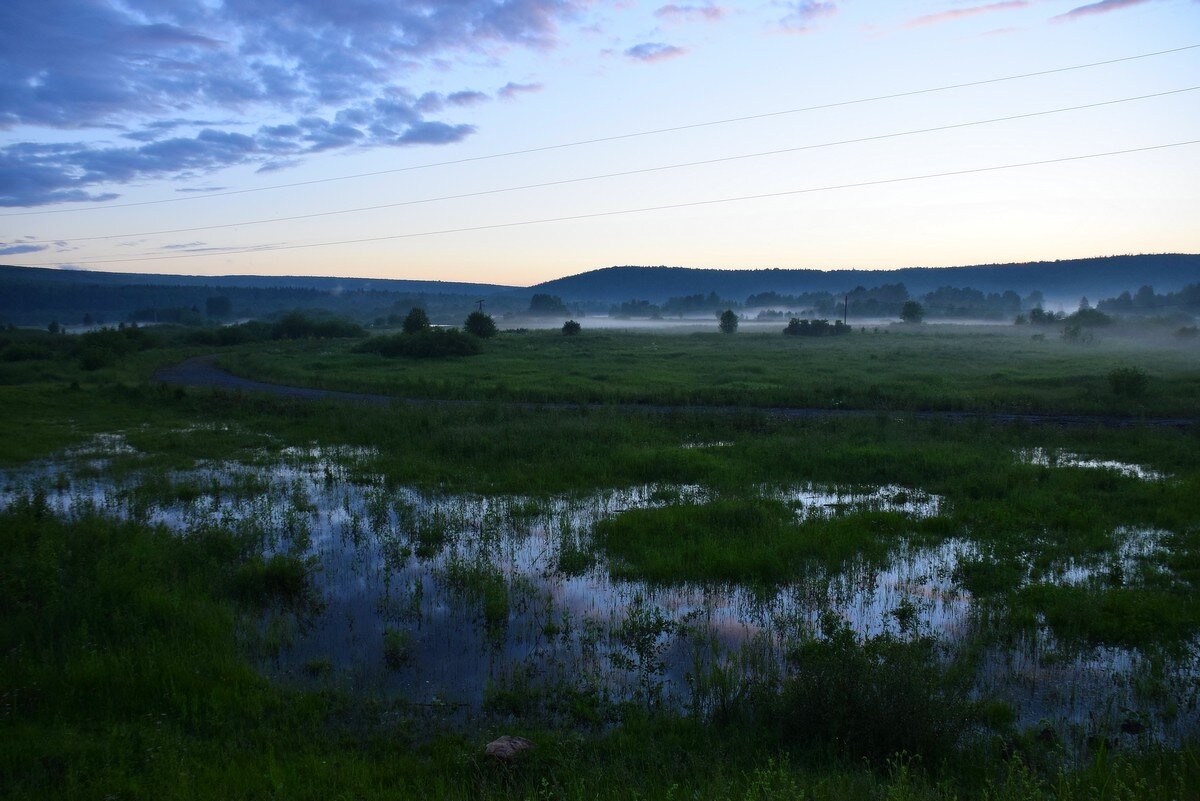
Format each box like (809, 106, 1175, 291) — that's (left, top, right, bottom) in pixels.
(611, 283, 1041, 321)
(1098, 283, 1200, 314)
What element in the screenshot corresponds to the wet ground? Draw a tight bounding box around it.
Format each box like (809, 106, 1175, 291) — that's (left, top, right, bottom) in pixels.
(3, 435, 1196, 746)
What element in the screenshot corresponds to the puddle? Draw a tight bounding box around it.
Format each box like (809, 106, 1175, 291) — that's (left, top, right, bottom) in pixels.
(2, 435, 1195, 744)
(1017, 448, 1166, 481)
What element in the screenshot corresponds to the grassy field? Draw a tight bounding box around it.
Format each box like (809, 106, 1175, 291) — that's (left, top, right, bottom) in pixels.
(2, 324, 1199, 799)
(216, 325, 1200, 416)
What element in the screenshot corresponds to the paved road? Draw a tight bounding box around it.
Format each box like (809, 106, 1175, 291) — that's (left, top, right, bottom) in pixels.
(153, 355, 1196, 428)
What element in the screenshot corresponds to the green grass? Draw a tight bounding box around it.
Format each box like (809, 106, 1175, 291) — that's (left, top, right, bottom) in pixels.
(3, 325, 1200, 798)
(216, 326, 1200, 416)
(595, 499, 923, 584)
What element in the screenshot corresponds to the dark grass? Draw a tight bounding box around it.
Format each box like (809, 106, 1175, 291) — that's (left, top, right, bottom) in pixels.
(215, 326, 1200, 416)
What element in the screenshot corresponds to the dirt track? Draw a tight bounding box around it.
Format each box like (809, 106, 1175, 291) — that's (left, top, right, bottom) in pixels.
(153, 355, 1196, 428)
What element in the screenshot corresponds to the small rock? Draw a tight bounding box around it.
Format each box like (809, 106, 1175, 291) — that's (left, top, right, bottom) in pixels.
(485, 735, 535, 761)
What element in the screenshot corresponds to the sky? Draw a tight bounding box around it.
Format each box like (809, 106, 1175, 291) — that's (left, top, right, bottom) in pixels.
(0, 0, 1197, 286)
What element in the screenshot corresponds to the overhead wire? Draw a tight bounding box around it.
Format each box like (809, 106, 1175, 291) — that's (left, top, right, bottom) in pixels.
(24, 139, 1200, 267)
(2, 42, 1197, 218)
(21, 85, 1198, 245)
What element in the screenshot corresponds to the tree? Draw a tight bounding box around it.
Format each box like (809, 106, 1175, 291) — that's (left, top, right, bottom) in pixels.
(464, 310, 497, 338)
(562, 320, 581, 335)
(205, 296, 233, 319)
(528, 293, 569, 316)
(899, 300, 924, 324)
(718, 309, 738, 334)
(402, 307, 430, 334)
(47, 320, 60, 334)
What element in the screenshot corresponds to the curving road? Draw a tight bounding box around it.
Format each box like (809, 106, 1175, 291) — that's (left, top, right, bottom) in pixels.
(153, 355, 1195, 428)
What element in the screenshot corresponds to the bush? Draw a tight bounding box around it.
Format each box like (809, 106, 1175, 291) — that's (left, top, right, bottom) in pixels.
(562, 320, 582, 335)
(271, 312, 365, 340)
(354, 329, 482, 358)
(775, 612, 968, 762)
(1176, 325, 1198, 339)
(899, 300, 924, 323)
(402, 307, 430, 334)
(1108, 366, 1149, 398)
(783, 318, 850, 337)
(718, 309, 738, 334)
(464, 310, 497, 338)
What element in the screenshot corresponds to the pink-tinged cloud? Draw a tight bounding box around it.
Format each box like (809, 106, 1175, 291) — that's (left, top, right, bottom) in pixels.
(1054, 0, 1154, 20)
(497, 82, 543, 99)
(654, 3, 726, 23)
(625, 42, 689, 62)
(779, 1, 837, 33)
(902, 1, 1029, 29)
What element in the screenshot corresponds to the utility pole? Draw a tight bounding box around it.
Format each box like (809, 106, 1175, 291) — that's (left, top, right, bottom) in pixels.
(475, 299, 485, 312)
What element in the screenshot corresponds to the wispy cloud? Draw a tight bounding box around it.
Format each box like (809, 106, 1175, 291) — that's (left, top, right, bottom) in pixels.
(778, 1, 837, 32)
(902, 1, 1030, 29)
(625, 42, 689, 62)
(497, 82, 544, 99)
(1054, 0, 1155, 20)
(0, 243, 48, 256)
(654, 4, 727, 23)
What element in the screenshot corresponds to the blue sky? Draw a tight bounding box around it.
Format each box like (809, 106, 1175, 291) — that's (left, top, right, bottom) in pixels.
(1, 0, 1197, 284)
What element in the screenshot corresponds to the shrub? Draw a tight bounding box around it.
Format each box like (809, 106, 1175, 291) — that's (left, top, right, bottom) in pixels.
(718, 309, 738, 334)
(775, 612, 968, 762)
(783, 318, 850, 337)
(464, 310, 498, 338)
(1176, 325, 1198, 340)
(402, 307, 430, 334)
(354, 329, 482, 358)
(1108, 366, 1149, 398)
(79, 347, 117, 371)
(562, 320, 582, 335)
(271, 312, 365, 340)
(899, 300, 924, 323)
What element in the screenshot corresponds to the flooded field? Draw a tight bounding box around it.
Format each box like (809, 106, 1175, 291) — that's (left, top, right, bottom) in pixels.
(3, 434, 1196, 748)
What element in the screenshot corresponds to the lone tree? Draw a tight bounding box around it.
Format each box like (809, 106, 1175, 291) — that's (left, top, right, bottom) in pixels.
(900, 300, 925, 324)
(718, 309, 739, 334)
(464, 310, 498, 338)
(402, 307, 430, 334)
(562, 320, 582, 335)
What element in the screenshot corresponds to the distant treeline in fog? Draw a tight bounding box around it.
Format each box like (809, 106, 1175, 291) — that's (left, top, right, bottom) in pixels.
(2, 254, 1198, 328)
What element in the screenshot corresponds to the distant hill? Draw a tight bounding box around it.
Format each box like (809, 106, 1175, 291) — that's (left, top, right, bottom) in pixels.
(0, 265, 516, 326)
(5, 254, 1198, 327)
(527, 255, 1200, 307)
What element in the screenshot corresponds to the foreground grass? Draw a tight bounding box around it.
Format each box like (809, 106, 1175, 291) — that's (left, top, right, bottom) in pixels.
(3, 328, 1200, 797)
(4, 504, 1199, 800)
(216, 326, 1200, 416)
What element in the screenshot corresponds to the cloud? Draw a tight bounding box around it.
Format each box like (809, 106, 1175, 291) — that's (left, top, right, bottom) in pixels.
(654, 4, 727, 23)
(778, 1, 837, 32)
(902, 1, 1029, 28)
(0, 0, 584, 206)
(446, 90, 490, 107)
(0, 92, 481, 206)
(1053, 0, 1154, 19)
(625, 42, 689, 62)
(498, 82, 544, 99)
(0, 243, 48, 256)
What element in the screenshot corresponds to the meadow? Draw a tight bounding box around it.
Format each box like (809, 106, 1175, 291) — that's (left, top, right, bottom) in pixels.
(215, 324, 1200, 417)
(2, 321, 1199, 800)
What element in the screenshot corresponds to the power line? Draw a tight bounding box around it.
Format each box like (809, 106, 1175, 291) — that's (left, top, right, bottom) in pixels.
(3, 42, 1197, 218)
(26, 86, 1198, 245)
(24, 139, 1199, 267)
